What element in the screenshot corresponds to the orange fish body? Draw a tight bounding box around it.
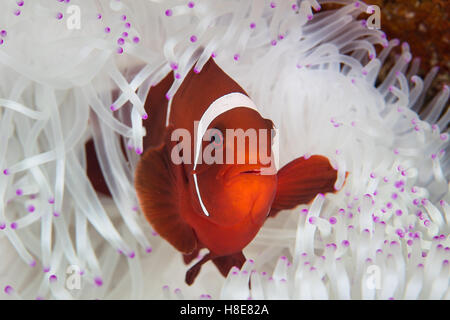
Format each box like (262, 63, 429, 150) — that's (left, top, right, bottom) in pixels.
(133, 58, 340, 285)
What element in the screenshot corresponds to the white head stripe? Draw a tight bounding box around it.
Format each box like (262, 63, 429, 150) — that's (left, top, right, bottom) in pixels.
(193, 92, 258, 170)
(192, 92, 260, 216)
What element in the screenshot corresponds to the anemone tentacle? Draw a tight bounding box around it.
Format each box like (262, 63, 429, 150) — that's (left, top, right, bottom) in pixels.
(0, 0, 448, 299)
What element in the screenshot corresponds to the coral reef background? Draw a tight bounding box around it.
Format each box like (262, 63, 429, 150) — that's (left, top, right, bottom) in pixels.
(367, 0, 448, 111)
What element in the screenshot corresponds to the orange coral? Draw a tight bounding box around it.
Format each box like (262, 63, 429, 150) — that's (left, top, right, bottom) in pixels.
(322, 0, 448, 112)
(368, 0, 448, 89)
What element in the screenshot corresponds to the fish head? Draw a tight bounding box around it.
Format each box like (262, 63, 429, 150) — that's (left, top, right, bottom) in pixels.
(189, 107, 277, 227)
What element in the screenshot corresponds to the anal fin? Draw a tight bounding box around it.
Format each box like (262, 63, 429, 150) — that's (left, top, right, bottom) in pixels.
(184, 251, 246, 285)
(212, 251, 246, 277)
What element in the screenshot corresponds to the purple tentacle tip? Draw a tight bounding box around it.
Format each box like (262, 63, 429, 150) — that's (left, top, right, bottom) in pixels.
(94, 277, 103, 287)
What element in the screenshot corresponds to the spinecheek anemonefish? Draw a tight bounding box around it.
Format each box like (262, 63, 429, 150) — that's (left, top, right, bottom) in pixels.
(132, 58, 341, 285)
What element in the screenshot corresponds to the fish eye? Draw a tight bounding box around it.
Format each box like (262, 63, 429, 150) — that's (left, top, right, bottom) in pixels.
(210, 128, 223, 148)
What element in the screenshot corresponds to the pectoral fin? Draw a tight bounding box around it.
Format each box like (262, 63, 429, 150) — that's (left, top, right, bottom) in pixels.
(269, 155, 338, 217)
(134, 138, 197, 254)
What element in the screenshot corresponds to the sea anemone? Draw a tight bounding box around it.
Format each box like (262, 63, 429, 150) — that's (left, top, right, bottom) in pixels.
(0, 0, 448, 300)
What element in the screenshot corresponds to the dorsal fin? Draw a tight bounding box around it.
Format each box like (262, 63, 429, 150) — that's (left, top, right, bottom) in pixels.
(142, 72, 174, 149)
(167, 58, 247, 131)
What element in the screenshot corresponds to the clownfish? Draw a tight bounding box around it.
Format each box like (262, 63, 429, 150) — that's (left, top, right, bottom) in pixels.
(133, 58, 340, 285)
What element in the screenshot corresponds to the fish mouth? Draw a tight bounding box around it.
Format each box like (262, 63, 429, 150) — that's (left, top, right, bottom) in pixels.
(241, 169, 261, 174)
(220, 164, 266, 182)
